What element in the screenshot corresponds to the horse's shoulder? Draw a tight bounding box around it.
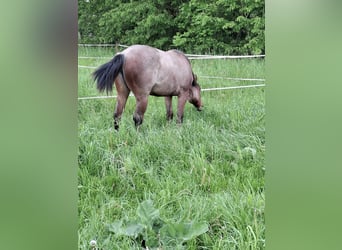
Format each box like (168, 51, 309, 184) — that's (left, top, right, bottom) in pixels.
(167, 50, 190, 64)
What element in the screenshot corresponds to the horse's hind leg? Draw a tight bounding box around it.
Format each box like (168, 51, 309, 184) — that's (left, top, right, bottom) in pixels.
(165, 96, 173, 121)
(113, 78, 130, 130)
(133, 95, 148, 128)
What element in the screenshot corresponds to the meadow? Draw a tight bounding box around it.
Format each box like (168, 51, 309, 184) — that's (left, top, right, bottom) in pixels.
(78, 46, 265, 249)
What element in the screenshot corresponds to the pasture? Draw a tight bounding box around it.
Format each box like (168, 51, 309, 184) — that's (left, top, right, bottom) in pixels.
(78, 46, 265, 249)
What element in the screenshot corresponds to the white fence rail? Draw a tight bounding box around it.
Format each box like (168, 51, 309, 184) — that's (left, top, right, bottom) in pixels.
(78, 45, 265, 101)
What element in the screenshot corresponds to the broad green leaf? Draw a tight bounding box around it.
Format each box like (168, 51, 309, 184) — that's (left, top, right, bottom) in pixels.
(107, 220, 124, 235)
(123, 222, 145, 238)
(160, 221, 208, 245)
(136, 200, 160, 227)
(107, 220, 144, 238)
(182, 222, 209, 241)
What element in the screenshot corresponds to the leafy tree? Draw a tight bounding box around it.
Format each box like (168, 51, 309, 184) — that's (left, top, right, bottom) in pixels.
(78, 0, 264, 54)
(173, 0, 264, 54)
(78, 0, 118, 43)
(98, 1, 177, 49)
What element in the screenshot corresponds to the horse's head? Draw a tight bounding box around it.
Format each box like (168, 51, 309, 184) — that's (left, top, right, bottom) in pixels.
(189, 74, 203, 111)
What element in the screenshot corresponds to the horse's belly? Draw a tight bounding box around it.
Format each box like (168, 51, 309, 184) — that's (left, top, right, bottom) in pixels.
(150, 83, 179, 96)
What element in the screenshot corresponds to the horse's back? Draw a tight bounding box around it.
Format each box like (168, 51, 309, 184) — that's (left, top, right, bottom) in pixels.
(122, 45, 191, 76)
(122, 45, 161, 65)
(164, 49, 192, 75)
(120, 45, 193, 96)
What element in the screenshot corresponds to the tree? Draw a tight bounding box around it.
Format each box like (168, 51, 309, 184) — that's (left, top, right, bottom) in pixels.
(78, 0, 118, 43)
(173, 0, 265, 54)
(78, 0, 265, 54)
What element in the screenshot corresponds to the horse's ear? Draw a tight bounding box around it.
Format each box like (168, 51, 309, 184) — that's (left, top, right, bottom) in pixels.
(192, 73, 198, 86)
(194, 74, 198, 82)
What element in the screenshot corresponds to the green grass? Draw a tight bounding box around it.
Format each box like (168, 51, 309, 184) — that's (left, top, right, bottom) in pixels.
(78, 47, 265, 249)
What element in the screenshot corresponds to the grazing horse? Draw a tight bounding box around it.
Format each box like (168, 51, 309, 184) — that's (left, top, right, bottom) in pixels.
(93, 44, 203, 130)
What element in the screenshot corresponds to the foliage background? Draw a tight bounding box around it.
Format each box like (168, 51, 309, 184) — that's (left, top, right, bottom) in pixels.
(78, 0, 265, 54)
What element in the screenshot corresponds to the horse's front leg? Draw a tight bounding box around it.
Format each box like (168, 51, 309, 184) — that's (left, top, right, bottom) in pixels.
(165, 96, 173, 121)
(113, 78, 130, 130)
(133, 95, 148, 128)
(176, 92, 188, 124)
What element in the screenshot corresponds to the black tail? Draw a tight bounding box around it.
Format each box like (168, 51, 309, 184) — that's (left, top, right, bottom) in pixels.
(92, 54, 125, 93)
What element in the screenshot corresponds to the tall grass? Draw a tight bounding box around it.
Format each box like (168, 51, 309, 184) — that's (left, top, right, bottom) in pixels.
(78, 47, 265, 249)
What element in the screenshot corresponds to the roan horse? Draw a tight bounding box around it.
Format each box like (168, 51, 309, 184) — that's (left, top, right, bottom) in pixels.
(93, 44, 203, 130)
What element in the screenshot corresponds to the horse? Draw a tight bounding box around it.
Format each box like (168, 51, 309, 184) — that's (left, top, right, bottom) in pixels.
(93, 44, 203, 130)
